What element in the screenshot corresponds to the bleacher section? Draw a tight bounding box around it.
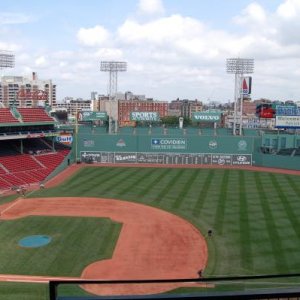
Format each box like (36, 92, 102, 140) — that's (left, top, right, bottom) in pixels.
(0, 107, 70, 190)
(18, 108, 55, 123)
(0, 150, 70, 190)
(0, 108, 19, 123)
(35, 152, 66, 173)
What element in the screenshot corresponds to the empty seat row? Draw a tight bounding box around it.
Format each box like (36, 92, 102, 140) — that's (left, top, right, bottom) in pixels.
(0, 108, 19, 123)
(0, 149, 70, 190)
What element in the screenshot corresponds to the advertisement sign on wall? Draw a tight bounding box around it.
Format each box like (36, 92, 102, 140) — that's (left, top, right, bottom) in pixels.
(80, 151, 252, 166)
(276, 106, 300, 116)
(56, 134, 73, 145)
(78, 111, 107, 121)
(130, 112, 160, 122)
(192, 112, 221, 123)
(151, 138, 187, 150)
(275, 116, 300, 128)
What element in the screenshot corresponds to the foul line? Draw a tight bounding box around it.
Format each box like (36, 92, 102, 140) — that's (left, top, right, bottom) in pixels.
(1, 199, 22, 215)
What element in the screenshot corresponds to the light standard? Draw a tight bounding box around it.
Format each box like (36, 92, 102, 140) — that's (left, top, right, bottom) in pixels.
(226, 58, 254, 135)
(100, 61, 127, 134)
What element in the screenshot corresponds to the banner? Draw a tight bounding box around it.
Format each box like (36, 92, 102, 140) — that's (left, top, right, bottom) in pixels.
(192, 112, 221, 123)
(130, 112, 160, 122)
(241, 76, 252, 95)
(56, 134, 73, 145)
(80, 151, 252, 166)
(151, 138, 187, 150)
(276, 105, 300, 116)
(78, 111, 107, 121)
(275, 116, 300, 128)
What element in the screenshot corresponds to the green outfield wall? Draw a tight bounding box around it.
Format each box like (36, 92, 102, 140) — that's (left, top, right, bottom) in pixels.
(74, 126, 300, 170)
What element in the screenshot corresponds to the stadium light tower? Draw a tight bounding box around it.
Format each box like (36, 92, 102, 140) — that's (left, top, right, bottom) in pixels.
(100, 61, 127, 134)
(100, 61, 127, 98)
(0, 50, 15, 75)
(226, 58, 254, 136)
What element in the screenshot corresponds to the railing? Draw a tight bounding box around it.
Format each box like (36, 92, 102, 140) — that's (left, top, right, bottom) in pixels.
(49, 273, 300, 300)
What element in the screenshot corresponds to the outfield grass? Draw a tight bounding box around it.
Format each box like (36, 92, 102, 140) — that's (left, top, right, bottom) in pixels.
(2, 166, 300, 299)
(31, 166, 300, 277)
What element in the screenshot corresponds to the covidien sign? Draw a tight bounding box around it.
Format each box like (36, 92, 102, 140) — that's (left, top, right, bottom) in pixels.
(151, 138, 187, 150)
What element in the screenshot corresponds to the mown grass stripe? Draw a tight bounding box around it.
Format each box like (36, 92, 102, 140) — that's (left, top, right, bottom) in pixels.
(70, 168, 123, 195)
(154, 168, 186, 203)
(213, 170, 229, 235)
(285, 175, 300, 198)
(116, 168, 157, 197)
(193, 169, 215, 217)
(172, 169, 199, 209)
(61, 167, 114, 189)
(239, 170, 253, 271)
(254, 172, 288, 272)
(137, 168, 173, 198)
(269, 173, 300, 240)
(99, 168, 140, 195)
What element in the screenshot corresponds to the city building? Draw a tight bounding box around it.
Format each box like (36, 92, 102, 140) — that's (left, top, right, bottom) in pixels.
(243, 99, 256, 115)
(0, 72, 56, 107)
(169, 99, 203, 118)
(54, 98, 92, 117)
(118, 99, 168, 127)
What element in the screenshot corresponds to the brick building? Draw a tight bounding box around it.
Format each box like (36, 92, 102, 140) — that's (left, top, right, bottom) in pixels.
(118, 100, 168, 127)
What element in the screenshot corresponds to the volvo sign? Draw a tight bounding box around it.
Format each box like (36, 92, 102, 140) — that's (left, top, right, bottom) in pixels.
(192, 112, 221, 123)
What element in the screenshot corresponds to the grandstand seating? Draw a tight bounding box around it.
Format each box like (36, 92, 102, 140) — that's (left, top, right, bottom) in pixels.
(0, 154, 42, 172)
(18, 108, 55, 123)
(0, 177, 11, 189)
(0, 108, 19, 123)
(35, 152, 66, 173)
(0, 149, 70, 190)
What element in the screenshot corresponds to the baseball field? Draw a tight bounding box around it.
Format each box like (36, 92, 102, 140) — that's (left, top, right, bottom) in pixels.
(1, 164, 300, 299)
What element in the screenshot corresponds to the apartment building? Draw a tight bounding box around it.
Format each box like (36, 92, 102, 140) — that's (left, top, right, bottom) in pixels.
(0, 72, 56, 107)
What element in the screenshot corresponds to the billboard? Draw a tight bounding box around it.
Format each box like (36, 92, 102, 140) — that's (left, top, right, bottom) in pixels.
(275, 116, 300, 128)
(80, 151, 252, 166)
(241, 76, 252, 95)
(56, 134, 73, 145)
(130, 112, 160, 122)
(275, 105, 300, 128)
(151, 138, 187, 150)
(192, 112, 221, 123)
(276, 105, 300, 116)
(78, 111, 107, 121)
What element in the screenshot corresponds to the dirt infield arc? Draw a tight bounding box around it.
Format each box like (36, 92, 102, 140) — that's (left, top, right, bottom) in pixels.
(0, 197, 207, 295)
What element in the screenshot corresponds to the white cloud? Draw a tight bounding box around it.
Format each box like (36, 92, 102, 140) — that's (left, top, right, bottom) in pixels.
(77, 25, 110, 47)
(233, 3, 267, 25)
(35, 56, 47, 67)
(138, 0, 164, 15)
(118, 15, 205, 45)
(277, 0, 300, 19)
(0, 12, 32, 25)
(6, 1, 300, 101)
(275, 0, 300, 45)
(94, 48, 123, 60)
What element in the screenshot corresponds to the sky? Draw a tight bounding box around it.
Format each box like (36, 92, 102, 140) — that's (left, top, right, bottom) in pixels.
(1, 0, 300, 103)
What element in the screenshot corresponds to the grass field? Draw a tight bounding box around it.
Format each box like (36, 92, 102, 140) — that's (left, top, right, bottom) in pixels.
(1, 165, 300, 299)
(0, 216, 121, 276)
(30, 166, 300, 276)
